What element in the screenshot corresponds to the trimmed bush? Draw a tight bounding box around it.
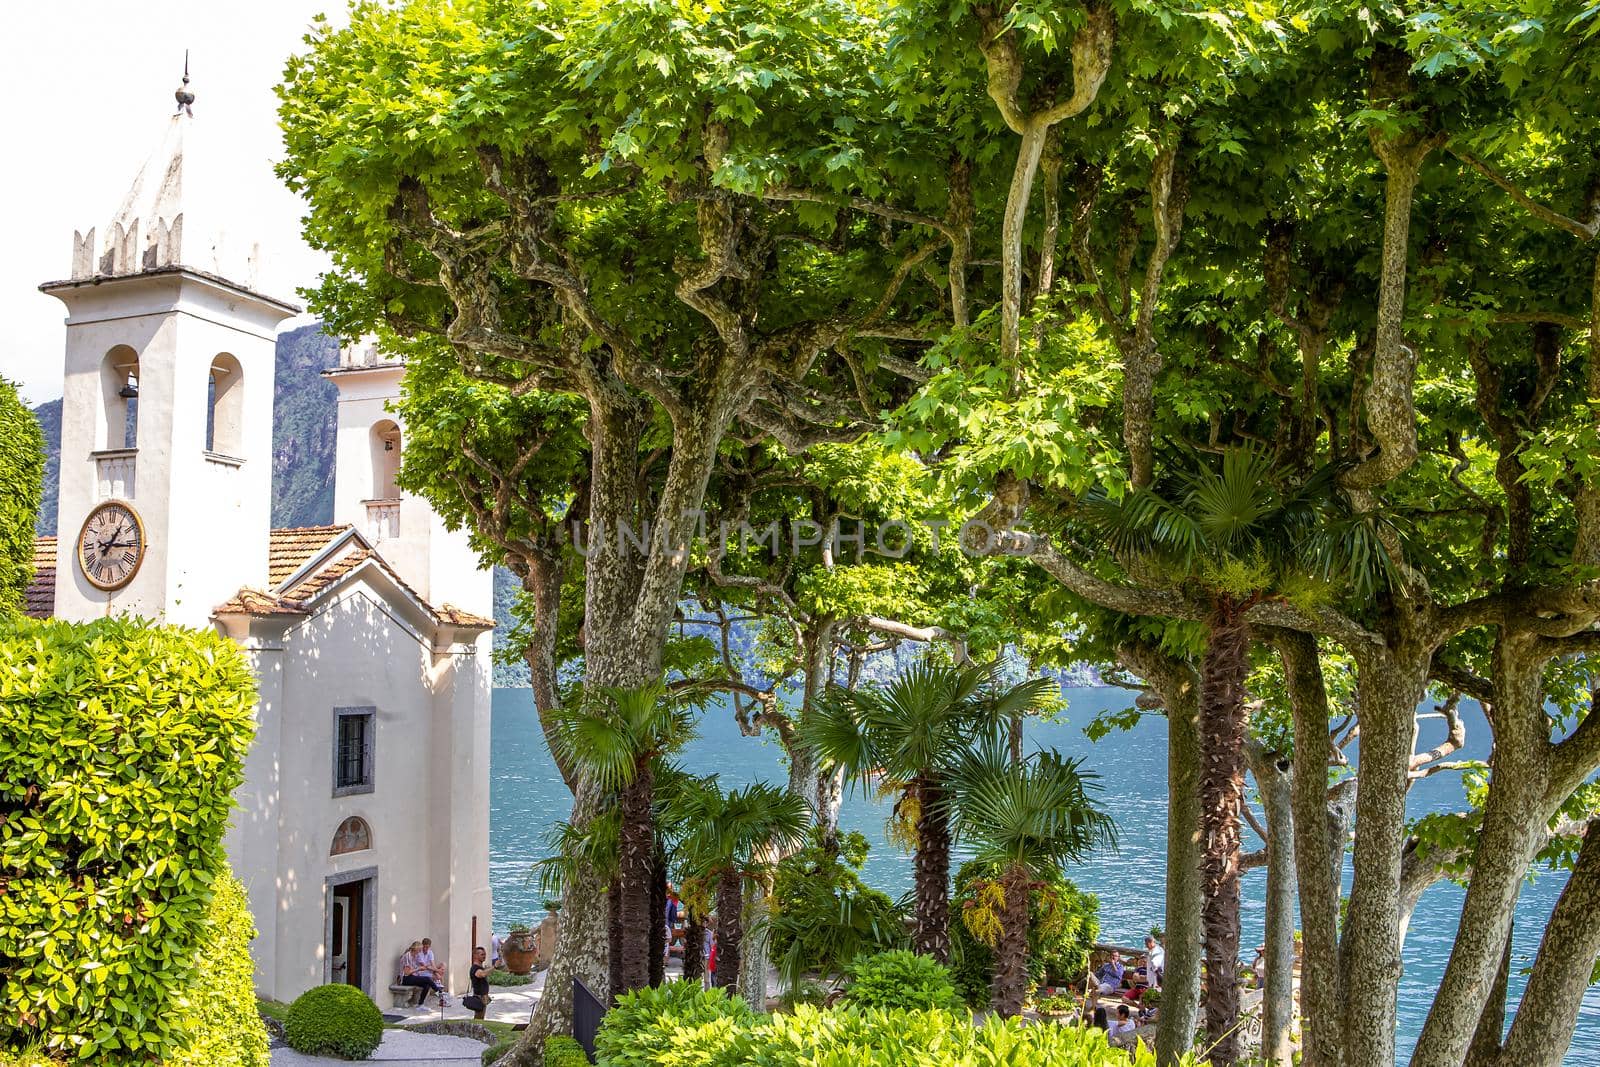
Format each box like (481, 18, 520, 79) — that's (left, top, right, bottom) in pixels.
(950, 859, 1099, 1007)
(0, 617, 256, 1062)
(0, 378, 43, 616)
(594, 982, 753, 1067)
(544, 1034, 589, 1066)
(839, 950, 961, 1012)
(596, 1001, 1200, 1067)
(283, 984, 385, 1060)
(168, 872, 271, 1066)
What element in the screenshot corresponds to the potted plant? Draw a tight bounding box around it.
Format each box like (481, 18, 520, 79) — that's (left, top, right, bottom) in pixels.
(502, 923, 538, 976)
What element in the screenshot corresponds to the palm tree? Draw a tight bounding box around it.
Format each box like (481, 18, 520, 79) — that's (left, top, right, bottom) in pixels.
(951, 738, 1116, 1016)
(667, 779, 809, 991)
(806, 660, 1055, 962)
(1087, 446, 1389, 1065)
(550, 682, 693, 996)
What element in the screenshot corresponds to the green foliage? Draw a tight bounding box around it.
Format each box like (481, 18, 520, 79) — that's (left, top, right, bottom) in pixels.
(552, 683, 694, 795)
(167, 872, 271, 1067)
(839, 950, 961, 1012)
(949, 860, 1100, 1007)
(0, 617, 256, 1062)
(0, 379, 44, 616)
(667, 780, 810, 888)
(597, 998, 1195, 1067)
(487, 969, 535, 987)
(767, 829, 905, 986)
(950, 740, 1117, 879)
(594, 982, 754, 1067)
(282, 984, 384, 1061)
(544, 1035, 590, 1067)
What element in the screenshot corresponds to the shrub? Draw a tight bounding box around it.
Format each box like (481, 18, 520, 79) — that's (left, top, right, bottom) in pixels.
(168, 872, 271, 1066)
(839, 950, 961, 1012)
(597, 1000, 1199, 1067)
(283, 984, 385, 1060)
(489, 969, 535, 986)
(544, 1034, 589, 1066)
(594, 982, 753, 1067)
(949, 859, 1099, 1007)
(0, 379, 43, 617)
(767, 830, 905, 986)
(0, 617, 257, 1062)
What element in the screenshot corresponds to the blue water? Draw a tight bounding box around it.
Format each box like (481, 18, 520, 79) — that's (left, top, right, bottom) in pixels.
(489, 687, 1600, 1064)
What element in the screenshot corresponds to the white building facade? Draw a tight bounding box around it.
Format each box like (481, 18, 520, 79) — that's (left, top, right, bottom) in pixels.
(27, 83, 495, 1005)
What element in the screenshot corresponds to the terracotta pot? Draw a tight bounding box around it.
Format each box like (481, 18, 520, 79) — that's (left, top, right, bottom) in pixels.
(502, 932, 538, 976)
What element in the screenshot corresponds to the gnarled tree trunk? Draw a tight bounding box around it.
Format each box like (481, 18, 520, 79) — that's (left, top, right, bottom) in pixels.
(1197, 597, 1252, 1067)
(1119, 641, 1204, 1066)
(1245, 739, 1297, 1067)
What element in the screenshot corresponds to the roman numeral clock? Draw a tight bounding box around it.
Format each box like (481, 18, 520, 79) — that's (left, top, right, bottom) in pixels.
(77, 501, 147, 591)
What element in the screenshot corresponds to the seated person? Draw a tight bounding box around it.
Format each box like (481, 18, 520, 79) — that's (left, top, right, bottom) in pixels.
(417, 937, 443, 980)
(461, 946, 492, 1020)
(1094, 950, 1126, 994)
(399, 940, 449, 1007)
(1091, 1006, 1109, 1030)
(1108, 1004, 1137, 1036)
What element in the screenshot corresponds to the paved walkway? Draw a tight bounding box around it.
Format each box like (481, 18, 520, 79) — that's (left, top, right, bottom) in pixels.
(270, 1029, 487, 1067)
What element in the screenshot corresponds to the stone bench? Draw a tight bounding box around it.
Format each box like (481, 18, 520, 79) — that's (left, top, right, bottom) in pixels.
(389, 982, 425, 1009)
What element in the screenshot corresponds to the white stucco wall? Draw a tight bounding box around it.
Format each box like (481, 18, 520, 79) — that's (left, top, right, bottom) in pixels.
(225, 578, 493, 1003)
(45, 271, 291, 626)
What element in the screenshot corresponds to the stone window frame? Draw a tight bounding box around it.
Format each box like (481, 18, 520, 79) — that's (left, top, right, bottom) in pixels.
(332, 706, 376, 797)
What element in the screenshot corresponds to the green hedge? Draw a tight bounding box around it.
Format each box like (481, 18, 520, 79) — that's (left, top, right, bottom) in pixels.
(839, 950, 961, 1012)
(950, 858, 1100, 1007)
(595, 998, 1200, 1067)
(0, 378, 44, 616)
(0, 617, 257, 1062)
(283, 984, 385, 1060)
(544, 1034, 589, 1066)
(168, 872, 271, 1067)
(594, 983, 753, 1067)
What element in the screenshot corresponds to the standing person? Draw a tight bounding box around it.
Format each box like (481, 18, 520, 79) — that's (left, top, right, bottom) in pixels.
(399, 940, 449, 1007)
(1144, 935, 1165, 988)
(665, 885, 681, 958)
(462, 946, 492, 1020)
(491, 930, 504, 970)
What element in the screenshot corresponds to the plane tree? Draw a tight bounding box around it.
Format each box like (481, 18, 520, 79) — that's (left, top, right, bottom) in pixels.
(277, 0, 963, 1046)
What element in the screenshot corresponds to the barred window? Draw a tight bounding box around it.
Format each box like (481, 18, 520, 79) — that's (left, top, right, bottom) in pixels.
(333, 708, 375, 796)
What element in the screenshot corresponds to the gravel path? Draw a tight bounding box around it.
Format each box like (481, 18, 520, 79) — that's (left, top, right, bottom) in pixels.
(270, 1028, 487, 1066)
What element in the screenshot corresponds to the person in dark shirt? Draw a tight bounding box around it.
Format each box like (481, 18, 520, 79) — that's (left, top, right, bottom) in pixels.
(462, 946, 492, 1019)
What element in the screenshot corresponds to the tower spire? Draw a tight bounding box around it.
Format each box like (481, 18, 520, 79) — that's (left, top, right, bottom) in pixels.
(174, 51, 194, 116)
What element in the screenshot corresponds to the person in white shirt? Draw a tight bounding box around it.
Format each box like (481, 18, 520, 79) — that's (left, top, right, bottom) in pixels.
(1109, 1004, 1137, 1036)
(1144, 935, 1165, 988)
(398, 940, 448, 1007)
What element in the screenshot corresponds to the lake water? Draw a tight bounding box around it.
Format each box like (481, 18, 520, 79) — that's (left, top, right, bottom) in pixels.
(489, 686, 1600, 1064)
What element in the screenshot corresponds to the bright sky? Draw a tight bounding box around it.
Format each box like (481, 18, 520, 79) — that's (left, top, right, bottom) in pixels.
(0, 1, 347, 406)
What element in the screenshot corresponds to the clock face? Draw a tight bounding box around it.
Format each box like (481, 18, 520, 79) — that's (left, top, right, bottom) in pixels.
(78, 501, 146, 591)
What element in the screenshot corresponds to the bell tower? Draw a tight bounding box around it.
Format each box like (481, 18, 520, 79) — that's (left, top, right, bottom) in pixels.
(42, 70, 299, 627)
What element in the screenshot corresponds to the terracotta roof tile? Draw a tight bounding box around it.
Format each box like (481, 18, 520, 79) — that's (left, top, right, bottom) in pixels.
(215, 588, 308, 617)
(24, 537, 56, 619)
(267, 525, 350, 585)
(283, 548, 373, 601)
(434, 605, 496, 629)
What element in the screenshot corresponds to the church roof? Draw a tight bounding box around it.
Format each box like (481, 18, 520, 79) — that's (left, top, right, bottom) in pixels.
(218, 527, 495, 632)
(25, 527, 492, 633)
(24, 538, 56, 619)
(268, 525, 351, 585)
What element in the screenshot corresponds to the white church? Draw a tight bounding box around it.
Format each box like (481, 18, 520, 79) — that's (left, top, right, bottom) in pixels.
(23, 78, 495, 1005)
